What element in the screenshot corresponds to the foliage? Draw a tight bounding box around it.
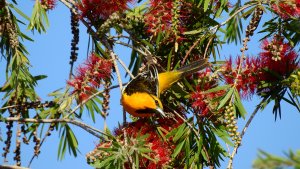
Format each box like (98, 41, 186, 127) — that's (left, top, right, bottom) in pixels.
(0, 0, 299, 168)
(253, 149, 300, 169)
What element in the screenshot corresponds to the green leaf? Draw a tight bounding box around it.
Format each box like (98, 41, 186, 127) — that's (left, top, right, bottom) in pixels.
(85, 100, 96, 122)
(140, 39, 154, 53)
(59, 97, 73, 112)
(203, 85, 230, 94)
(41, 8, 49, 27)
(128, 47, 137, 76)
(172, 123, 186, 142)
(233, 88, 247, 118)
(212, 127, 233, 147)
(9, 4, 30, 21)
(218, 87, 234, 110)
(167, 50, 173, 72)
(241, 6, 256, 19)
(57, 128, 66, 160)
(27, 0, 48, 33)
(33, 75, 47, 81)
(172, 140, 185, 158)
(203, 0, 210, 12)
(156, 31, 163, 47)
(66, 126, 78, 156)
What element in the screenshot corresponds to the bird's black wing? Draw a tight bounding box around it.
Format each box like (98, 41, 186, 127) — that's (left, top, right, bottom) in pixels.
(123, 65, 159, 96)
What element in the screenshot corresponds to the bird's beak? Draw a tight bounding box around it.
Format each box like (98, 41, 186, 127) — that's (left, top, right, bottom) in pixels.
(155, 107, 166, 118)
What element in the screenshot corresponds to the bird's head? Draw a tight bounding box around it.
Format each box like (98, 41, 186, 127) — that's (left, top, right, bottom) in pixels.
(121, 92, 166, 117)
(151, 95, 166, 117)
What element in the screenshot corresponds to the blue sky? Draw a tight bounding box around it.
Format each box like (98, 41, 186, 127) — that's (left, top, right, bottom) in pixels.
(0, 1, 299, 169)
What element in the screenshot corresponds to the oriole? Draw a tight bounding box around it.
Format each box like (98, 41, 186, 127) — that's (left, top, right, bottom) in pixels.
(121, 59, 209, 117)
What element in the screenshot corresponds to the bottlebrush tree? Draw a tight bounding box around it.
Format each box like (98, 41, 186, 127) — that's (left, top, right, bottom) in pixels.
(0, 0, 299, 169)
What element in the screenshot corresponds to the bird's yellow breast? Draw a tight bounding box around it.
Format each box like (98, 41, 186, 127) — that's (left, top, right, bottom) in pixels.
(121, 92, 160, 117)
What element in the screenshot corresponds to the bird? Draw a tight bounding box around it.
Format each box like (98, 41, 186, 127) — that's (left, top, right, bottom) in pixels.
(121, 58, 209, 118)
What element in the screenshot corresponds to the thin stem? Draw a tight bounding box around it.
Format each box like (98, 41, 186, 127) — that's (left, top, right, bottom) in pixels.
(182, 35, 203, 65)
(211, 3, 253, 32)
(0, 84, 125, 113)
(172, 110, 200, 139)
(0, 105, 18, 110)
(182, 3, 253, 65)
(107, 48, 126, 124)
(203, 145, 214, 169)
(3, 117, 108, 138)
(63, 82, 127, 118)
(194, 113, 214, 168)
(109, 52, 123, 92)
(115, 55, 134, 79)
(287, 91, 300, 112)
(28, 126, 52, 167)
(108, 34, 131, 40)
(63, 89, 105, 118)
(204, 36, 214, 59)
(0, 165, 29, 169)
(227, 98, 266, 169)
(114, 40, 148, 57)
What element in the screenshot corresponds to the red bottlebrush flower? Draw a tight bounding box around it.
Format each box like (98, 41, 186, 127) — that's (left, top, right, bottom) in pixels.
(221, 36, 299, 98)
(77, 0, 133, 22)
(272, 0, 300, 19)
(222, 56, 262, 98)
(144, 0, 191, 42)
(113, 118, 183, 168)
(68, 53, 112, 102)
(40, 0, 56, 10)
(191, 69, 226, 116)
(259, 36, 299, 81)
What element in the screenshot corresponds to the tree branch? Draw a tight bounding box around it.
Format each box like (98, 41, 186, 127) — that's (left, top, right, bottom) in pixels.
(227, 98, 266, 169)
(182, 3, 253, 65)
(114, 40, 148, 57)
(2, 117, 108, 139)
(0, 165, 29, 169)
(115, 54, 134, 79)
(211, 3, 253, 32)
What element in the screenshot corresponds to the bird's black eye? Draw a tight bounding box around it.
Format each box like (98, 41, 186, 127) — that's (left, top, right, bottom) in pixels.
(155, 100, 159, 105)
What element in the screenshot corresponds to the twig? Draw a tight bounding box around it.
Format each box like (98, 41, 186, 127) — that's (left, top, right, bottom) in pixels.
(28, 126, 51, 167)
(114, 40, 148, 57)
(63, 82, 127, 118)
(0, 105, 18, 110)
(108, 34, 131, 40)
(182, 36, 203, 65)
(66, 0, 76, 4)
(105, 46, 127, 124)
(203, 145, 214, 169)
(109, 51, 123, 92)
(115, 55, 134, 79)
(203, 36, 214, 59)
(0, 83, 125, 112)
(182, 3, 253, 66)
(0, 165, 29, 169)
(172, 110, 200, 139)
(194, 113, 214, 168)
(211, 3, 253, 32)
(227, 98, 266, 169)
(105, 47, 133, 167)
(63, 89, 105, 118)
(2, 117, 108, 139)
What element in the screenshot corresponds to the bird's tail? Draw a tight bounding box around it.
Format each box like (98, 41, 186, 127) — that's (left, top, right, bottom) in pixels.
(158, 58, 209, 94)
(177, 58, 209, 77)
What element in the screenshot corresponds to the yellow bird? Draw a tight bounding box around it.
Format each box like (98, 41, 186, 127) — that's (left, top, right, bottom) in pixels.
(121, 59, 209, 117)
